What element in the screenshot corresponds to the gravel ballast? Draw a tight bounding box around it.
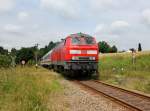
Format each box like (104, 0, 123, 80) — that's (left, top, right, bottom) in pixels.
(60, 79, 131, 111)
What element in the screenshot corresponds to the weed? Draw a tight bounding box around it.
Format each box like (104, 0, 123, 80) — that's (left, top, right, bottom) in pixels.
(99, 51, 150, 93)
(0, 66, 64, 111)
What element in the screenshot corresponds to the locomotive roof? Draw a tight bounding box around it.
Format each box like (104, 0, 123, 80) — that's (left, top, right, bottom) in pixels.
(70, 33, 93, 38)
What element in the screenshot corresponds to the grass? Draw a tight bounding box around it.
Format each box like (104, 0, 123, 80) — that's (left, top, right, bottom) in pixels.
(0, 66, 66, 111)
(99, 51, 150, 94)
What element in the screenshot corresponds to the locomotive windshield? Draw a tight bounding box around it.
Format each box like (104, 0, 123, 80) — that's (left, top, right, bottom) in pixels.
(72, 37, 96, 45)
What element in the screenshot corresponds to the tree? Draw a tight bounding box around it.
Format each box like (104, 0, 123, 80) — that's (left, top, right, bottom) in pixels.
(130, 48, 136, 52)
(98, 41, 118, 53)
(0, 46, 8, 55)
(138, 43, 142, 52)
(110, 45, 118, 53)
(39, 41, 57, 58)
(48, 41, 57, 50)
(16, 47, 35, 64)
(98, 41, 110, 53)
(10, 48, 17, 67)
(0, 54, 11, 67)
(11, 48, 17, 56)
(0, 41, 59, 66)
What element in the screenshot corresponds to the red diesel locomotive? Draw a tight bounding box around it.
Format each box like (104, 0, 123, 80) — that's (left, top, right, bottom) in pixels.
(41, 33, 99, 76)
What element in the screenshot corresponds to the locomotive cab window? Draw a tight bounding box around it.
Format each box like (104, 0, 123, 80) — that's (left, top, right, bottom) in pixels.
(85, 37, 96, 44)
(72, 37, 81, 45)
(72, 37, 96, 45)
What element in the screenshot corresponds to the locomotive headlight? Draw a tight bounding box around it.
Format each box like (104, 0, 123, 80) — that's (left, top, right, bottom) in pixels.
(70, 50, 81, 54)
(89, 57, 96, 60)
(72, 56, 79, 60)
(87, 50, 97, 54)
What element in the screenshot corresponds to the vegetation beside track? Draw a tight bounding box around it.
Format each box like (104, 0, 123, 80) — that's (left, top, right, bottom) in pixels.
(0, 66, 67, 111)
(0, 54, 11, 68)
(99, 51, 150, 94)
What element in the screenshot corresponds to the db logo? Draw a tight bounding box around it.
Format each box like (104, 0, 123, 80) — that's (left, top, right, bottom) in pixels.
(82, 50, 87, 54)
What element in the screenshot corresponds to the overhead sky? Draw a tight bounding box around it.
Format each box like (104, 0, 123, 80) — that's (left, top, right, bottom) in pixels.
(0, 0, 150, 51)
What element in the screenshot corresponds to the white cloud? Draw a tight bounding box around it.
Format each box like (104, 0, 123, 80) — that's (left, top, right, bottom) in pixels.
(142, 9, 150, 25)
(89, 0, 132, 13)
(0, 0, 14, 12)
(94, 20, 130, 41)
(90, 0, 118, 11)
(110, 20, 130, 33)
(95, 21, 129, 34)
(94, 24, 105, 33)
(111, 20, 130, 29)
(40, 0, 79, 19)
(18, 12, 29, 21)
(94, 23, 119, 42)
(3, 24, 22, 33)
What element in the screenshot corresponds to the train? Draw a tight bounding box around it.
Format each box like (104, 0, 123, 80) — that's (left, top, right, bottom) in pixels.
(40, 33, 99, 77)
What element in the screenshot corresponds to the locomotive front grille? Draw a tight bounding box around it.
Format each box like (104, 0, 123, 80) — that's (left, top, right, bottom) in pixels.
(72, 56, 95, 61)
(79, 57, 89, 60)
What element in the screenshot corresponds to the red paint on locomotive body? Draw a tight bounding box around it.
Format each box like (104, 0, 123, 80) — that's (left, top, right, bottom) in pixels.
(65, 36, 98, 62)
(41, 33, 99, 75)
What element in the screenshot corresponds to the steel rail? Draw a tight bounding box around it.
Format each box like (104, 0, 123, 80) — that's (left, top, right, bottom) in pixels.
(94, 80, 150, 100)
(76, 80, 150, 111)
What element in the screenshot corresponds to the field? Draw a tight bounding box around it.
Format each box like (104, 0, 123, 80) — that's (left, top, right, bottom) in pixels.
(0, 66, 67, 111)
(99, 51, 150, 94)
(0, 51, 150, 111)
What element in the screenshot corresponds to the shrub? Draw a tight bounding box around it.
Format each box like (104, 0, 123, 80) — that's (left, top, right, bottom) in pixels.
(0, 54, 11, 68)
(27, 60, 36, 66)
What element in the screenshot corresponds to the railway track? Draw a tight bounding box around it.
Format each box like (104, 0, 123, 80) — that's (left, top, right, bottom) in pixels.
(76, 80, 150, 111)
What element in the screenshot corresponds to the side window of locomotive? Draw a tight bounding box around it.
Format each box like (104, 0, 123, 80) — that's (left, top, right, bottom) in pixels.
(63, 39, 66, 45)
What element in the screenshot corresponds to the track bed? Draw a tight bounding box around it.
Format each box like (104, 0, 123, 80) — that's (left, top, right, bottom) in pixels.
(77, 80, 150, 111)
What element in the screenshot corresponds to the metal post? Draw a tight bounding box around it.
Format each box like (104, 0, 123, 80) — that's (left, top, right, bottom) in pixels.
(11, 56, 16, 67)
(132, 50, 136, 70)
(35, 43, 39, 68)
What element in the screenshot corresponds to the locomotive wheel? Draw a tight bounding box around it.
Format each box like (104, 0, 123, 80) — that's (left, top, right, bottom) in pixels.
(63, 69, 69, 76)
(56, 66, 60, 73)
(59, 66, 64, 73)
(48, 65, 52, 70)
(86, 71, 92, 77)
(92, 70, 99, 80)
(70, 70, 76, 78)
(54, 65, 58, 72)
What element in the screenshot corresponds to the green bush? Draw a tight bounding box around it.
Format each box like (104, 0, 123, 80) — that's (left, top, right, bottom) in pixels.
(27, 60, 36, 66)
(0, 55, 11, 68)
